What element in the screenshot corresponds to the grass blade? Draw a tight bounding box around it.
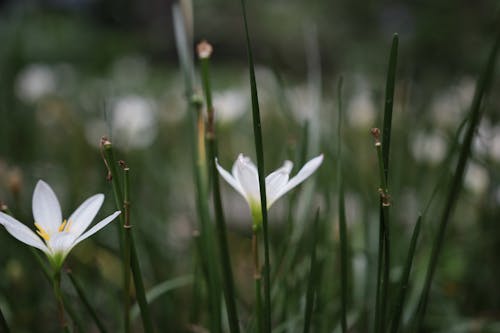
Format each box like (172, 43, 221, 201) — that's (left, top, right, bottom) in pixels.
(374, 33, 399, 333)
(389, 216, 421, 333)
(336, 76, 349, 333)
(415, 22, 500, 330)
(239, 1, 272, 331)
(303, 209, 320, 333)
(131, 275, 193, 320)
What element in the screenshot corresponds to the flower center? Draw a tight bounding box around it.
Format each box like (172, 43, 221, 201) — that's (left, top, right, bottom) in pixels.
(35, 219, 72, 241)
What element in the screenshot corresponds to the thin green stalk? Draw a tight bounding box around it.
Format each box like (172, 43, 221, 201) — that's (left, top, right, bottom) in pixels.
(240, 1, 272, 331)
(198, 41, 241, 333)
(382, 34, 399, 179)
(172, 5, 222, 331)
(374, 34, 398, 333)
(390, 216, 421, 333)
(303, 209, 320, 333)
(194, 99, 223, 333)
(52, 271, 69, 333)
(100, 140, 154, 333)
(66, 270, 108, 333)
(415, 23, 500, 330)
(122, 164, 132, 333)
(336, 77, 348, 333)
(253, 231, 263, 333)
(372, 128, 392, 333)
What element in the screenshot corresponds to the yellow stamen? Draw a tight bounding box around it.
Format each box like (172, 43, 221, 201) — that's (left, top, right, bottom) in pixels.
(34, 222, 50, 241)
(64, 220, 72, 232)
(58, 220, 67, 232)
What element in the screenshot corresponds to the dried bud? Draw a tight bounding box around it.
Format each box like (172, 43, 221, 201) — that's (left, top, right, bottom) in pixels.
(100, 136, 112, 147)
(371, 128, 381, 146)
(197, 40, 213, 59)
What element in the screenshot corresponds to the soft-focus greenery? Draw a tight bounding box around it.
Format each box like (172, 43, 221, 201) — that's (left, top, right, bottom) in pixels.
(0, 1, 499, 332)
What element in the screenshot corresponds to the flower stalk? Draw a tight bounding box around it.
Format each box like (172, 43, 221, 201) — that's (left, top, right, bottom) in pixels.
(100, 139, 154, 333)
(52, 270, 69, 333)
(198, 40, 241, 333)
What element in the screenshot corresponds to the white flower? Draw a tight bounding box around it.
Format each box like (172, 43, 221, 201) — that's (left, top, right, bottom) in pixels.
(216, 154, 323, 219)
(0, 180, 121, 270)
(15, 64, 57, 103)
(112, 95, 158, 150)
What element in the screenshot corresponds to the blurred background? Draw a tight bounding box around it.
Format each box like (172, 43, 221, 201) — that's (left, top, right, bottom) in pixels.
(0, 0, 500, 332)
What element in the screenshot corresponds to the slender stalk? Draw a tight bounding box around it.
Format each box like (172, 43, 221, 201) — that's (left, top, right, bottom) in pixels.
(100, 139, 154, 333)
(173, 5, 222, 330)
(415, 23, 500, 330)
(336, 77, 348, 333)
(303, 209, 320, 333)
(52, 271, 69, 333)
(193, 98, 223, 333)
(374, 34, 398, 333)
(66, 269, 108, 333)
(198, 41, 241, 333)
(253, 230, 263, 333)
(390, 216, 421, 333)
(372, 128, 392, 333)
(240, 1, 272, 331)
(122, 164, 132, 333)
(30, 250, 84, 332)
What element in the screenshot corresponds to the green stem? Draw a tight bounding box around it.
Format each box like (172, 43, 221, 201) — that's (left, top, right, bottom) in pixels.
(30, 250, 84, 331)
(101, 140, 154, 333)
(240, 1, 272, 331)
(66, 270, 108, 333)
(52, 271, 69, 333)
(336, 77, 348, 333)
(303, 209, 320, 333)
(390, 216, 421, 333)
(123, 165, 132, 333)
(415, 22, 500, 331)
(199, 44, 241, 333)
(191, 98, 222, 332)
(253, 230, 263, 333)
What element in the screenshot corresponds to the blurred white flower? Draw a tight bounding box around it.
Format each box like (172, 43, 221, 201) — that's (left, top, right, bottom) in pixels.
(410, 131, 447, 165)
(111, 95, 158, 149)
(0, 180, 120, 270)
(213, 89, 247, 124)
(430, 79, 474, 129)
(464, 163, 489, 195)
(15, 64, 57, 103)
(489, 126, 500, 162)
(216, 154, 323, 227)
(286, 85, 319, 124)
(473, 119, 492, 157)
(346, 90, 376, 130)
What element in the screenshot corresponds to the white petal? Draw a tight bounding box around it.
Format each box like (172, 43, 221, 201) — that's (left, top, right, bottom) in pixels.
(265, 160, 293, 207)
(67, 194, 104, 238)
(75, 211, 121, 245)
(32, 180, 62, 235)
(215, 158, 246, 198)
(273, 154, 324, 204)
(233, 154, 260, 203)
(0, 212, 49, 253)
